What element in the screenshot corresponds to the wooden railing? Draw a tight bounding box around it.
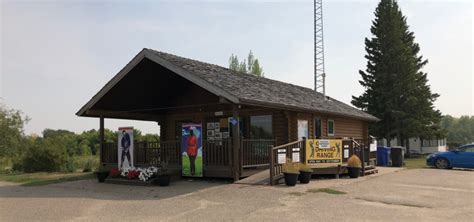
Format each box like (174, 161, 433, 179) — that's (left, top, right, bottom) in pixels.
(350, 138, 377, 175)
(101, 142, 118, 164)
(203, 139, 232, 166)
(241, 139, 276, 168)
(269, 140, 304, 185)
(100, 140, 180, 167)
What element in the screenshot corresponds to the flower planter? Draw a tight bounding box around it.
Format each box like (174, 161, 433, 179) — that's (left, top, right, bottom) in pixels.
(153, 175, 171, 186)
(298, 170, 312, 184)
(283, 172, 299, 186)
(96, 171, 109, 183)
(347, 167, 360, 178)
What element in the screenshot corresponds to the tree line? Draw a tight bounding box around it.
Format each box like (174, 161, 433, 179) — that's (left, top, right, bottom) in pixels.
(0, 104, 159, 173)
(440, 115, 474, 147)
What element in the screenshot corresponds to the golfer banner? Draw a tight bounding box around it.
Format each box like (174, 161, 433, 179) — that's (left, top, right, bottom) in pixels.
(181, 123, 203, 177)
(306, 139, 342, 167)
(118, 127, 134, 169)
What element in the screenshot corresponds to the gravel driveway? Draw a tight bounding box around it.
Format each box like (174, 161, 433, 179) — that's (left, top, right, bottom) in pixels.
(0, 168, 472, 221)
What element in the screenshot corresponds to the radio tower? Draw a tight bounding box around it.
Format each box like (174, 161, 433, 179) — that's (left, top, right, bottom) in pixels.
(314, 0, 325, 95)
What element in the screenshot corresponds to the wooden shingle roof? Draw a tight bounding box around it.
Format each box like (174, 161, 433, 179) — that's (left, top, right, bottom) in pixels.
(77, 48, 378, 121)
(146, 49, 378, 121)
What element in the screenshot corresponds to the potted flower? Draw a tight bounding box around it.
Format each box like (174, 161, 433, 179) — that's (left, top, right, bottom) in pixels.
(282, 158, 300, 186)
(95, 168, 110, 183)
(152, 160, 170, 186)
(109, 168, 120, 178)
(298, 163, 313, 184)
(127, 170, 139, 180)
(347, 154, 362, 178)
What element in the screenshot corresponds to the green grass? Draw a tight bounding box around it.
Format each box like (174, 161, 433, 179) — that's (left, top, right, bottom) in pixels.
(0, 172, 94, 186)
(405, 156, 428, 169)
(288, 191, 305, 196)
(307, 188, 347, 195)
(74, 155, 100, 172)
(182, 155, 203, 177)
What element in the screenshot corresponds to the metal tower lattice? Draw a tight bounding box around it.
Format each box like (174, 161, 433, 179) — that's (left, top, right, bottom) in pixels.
(314, 0, 325, 95)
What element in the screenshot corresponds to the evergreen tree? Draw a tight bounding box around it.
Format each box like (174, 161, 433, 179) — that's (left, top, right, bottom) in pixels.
(352, 0, 441, 153)
(228, 50, 264, 77)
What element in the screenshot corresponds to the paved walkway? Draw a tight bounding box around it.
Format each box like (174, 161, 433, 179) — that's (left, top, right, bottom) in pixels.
(1, 168, 472, 221)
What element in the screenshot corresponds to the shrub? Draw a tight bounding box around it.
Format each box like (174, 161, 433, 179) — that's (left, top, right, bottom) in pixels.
(20, 137, 69, 172)
(298, 163, 313, 172)
(81, 157, 94, 172)
(282, 158, 300, 174)
(64, 158, 76, 173)
(347, 155, 362, 168)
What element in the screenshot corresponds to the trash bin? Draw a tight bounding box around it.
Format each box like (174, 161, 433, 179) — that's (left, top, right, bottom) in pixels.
(376, 147, 391, 166)
(390, 146, 405, 167)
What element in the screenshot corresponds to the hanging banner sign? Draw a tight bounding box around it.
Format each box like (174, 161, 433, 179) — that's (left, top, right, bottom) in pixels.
(181, 123, 203, 177)
(118, 127, 134, 170)
(306, 139, 342, 167)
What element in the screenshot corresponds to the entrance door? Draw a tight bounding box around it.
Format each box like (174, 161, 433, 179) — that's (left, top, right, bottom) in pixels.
(297, 119, 309, 140)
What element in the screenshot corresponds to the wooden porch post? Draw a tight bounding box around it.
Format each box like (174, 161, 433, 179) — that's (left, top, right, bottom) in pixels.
(99, 116, 105, 164)
(232, 105, 241, 182)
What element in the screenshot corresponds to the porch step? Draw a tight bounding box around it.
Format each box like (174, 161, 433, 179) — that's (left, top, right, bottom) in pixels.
(235, 169, 270, 185)
(363, 168, 379, 175)
(104, 178, 154, 186)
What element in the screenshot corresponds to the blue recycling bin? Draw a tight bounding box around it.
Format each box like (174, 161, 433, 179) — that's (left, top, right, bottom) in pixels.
(377, 147, 391, 166)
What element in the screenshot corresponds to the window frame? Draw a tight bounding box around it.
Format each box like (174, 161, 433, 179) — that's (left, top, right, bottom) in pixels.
(314, 117, 322, 139)
(327, 119, 335, 136)
(249, 115, 273, 139)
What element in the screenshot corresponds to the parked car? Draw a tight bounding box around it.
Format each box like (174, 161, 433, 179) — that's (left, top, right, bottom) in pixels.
(426, 144, 474, 169)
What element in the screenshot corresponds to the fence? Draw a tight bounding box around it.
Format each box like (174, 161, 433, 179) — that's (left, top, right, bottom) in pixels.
(241, 139, 277, 168)
(202, 139, 232, 167)
(269, 140, 304, 185)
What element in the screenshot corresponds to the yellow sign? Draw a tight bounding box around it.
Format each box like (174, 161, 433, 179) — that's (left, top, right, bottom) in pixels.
(306, 139, 342, 167)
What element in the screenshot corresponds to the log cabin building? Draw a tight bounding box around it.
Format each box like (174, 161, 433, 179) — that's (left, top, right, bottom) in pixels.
(76, 48, 378, 180)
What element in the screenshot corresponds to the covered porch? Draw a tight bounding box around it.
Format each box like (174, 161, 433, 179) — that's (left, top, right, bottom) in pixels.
(77, 50, 280, 180)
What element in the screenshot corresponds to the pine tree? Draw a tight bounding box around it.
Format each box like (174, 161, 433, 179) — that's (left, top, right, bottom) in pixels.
(352, 0, 441, 153)
(228, 50, 264, 77)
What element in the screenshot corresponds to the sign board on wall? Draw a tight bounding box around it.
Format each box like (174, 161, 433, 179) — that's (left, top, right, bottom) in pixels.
(306, 139, 342, 167)
(118, 127, 134, 169)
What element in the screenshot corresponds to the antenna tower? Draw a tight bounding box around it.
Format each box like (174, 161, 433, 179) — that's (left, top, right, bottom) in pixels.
(314, 0, 325, 95)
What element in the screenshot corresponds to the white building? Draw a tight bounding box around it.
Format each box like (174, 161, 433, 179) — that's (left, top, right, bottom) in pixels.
(378, 137, 447, 154)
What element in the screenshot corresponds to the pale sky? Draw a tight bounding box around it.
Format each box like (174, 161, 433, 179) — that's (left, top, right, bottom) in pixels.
(1, 0, 473, 135)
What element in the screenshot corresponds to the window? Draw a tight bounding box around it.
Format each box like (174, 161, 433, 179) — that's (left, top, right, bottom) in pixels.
(250, 115, 273, 139)
(327, 119, 335, 136)
(297, 120, 309, 139)
(462, 146, 474, 153)
(314, 117, 322, 139)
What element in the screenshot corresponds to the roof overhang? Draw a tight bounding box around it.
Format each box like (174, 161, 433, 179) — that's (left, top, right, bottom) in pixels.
(239, 98, 380, 122)
(76, 49, 240, 117)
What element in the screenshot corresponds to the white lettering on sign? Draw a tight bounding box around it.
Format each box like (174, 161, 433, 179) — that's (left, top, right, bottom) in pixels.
(319, 140, 330, 149)
(344, 149, 349, 158)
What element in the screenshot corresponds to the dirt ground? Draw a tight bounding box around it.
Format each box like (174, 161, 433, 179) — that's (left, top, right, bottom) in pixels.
(0, 168, 473, 222)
